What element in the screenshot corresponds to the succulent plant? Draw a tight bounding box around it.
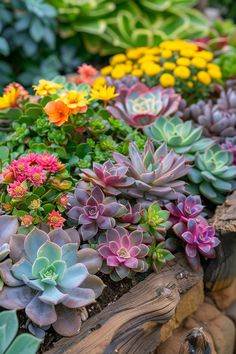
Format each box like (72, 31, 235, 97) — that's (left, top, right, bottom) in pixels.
(80, 160, 134, 196)
(106, 75, 139, 92)
(221, 137, 236, 165)
(97, 227, 149, 281)
(67, 185, 126, 241)
(184, 88, 236, 142)
(118, 202, 142, 225)
(0, 228, 105, 336)
(166, 194, 205, 225)
(113, 140, 190, 203)
(188, 145, 236, 204)
(0, 310, 41, 354)
(148, 242, 175, 272)
(141, 202, 172, 241)
(144, 117, 214, 160)
(107, 82, 181, 128)
(173, 218, 220, 270)
(0, 216, 18, 262)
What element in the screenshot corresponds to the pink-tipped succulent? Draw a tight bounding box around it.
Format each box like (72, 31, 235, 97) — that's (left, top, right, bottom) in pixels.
(80, 160, 134, 196)
(97, 227, 149, 281)
(166, 195, 205, 225)
(67, 185, 126, 241)
(173, 219, 220, 270)
(107, 82, 181, 128)
(113, 140, 189, 203)
(118, 202, 142, 225)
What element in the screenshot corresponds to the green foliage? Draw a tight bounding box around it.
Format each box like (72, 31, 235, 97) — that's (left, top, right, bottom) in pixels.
(46, 0, 209, 55)
(0, 310, 41, 354)
(148, 242, 175, 272)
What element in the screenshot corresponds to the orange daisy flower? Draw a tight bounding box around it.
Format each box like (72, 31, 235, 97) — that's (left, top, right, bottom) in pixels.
(44, 100, 69, 126)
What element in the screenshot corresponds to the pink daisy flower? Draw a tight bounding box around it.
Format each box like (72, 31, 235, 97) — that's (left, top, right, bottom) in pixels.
(8, 181, 28, 198)
(37, 153, 64, 173)
(47, 210, 65, 229)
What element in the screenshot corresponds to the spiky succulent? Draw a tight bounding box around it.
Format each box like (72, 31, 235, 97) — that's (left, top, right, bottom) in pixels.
(184, 88, 236, 142)
(0, 228, 105, 336)
(80, 160, 134, 196)
(173, 218, 220, 270)
(97, 227, 149, 281)
(0, 216, 18, 263)
(107, 82, 181, 128)
(144, 117, 214, 160)
(67, 185, 126, 241)
(113, 140, 189, 203)
(188, 145, 236, 204)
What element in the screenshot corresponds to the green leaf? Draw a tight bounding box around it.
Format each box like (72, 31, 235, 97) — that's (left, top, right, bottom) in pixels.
(34, 187, 46, 196)
(0, 146, 9, 161)
(0, 310, 18, 353)
(199, 182, 217, 200)
(0, 37, 10, 56)
(76, 143, 91, 158)
(43, 203, 55, 213)
(30, 18, 44, 42)
(5, 333, 41, 354)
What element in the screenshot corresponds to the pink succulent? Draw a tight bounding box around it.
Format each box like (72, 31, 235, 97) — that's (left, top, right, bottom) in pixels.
(119, 202, 142, 225)
(97, 227, 149, 279)
(47, 210, 65, 229)
(8, 181, 28, 198)
(173, 219, 220, 269)
(107, 82, 181, 128)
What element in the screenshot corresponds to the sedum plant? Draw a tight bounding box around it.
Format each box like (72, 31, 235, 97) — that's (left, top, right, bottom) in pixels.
(0, 310, 41, 354)
(113, 139, 189, 203)
(0, 228, 105, 336)
(97, 226, 149, 281)
(107, 82, 181, 128)
(188, 145, 236, 204)
(144, 117, 214, 160)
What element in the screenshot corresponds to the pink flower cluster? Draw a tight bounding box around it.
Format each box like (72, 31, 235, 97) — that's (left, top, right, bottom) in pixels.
(3, 153, 65, 198)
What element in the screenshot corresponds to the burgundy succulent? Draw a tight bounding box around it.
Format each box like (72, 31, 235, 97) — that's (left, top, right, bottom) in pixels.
(80, 160, 134, 195)
(107, 82, 181, 128)
(97, 227, 149, 280)
(118, 202, 142, 225)
(67, 185, 126, 241)
(173, 219, 220, 269)
(166, 195, 205, 225)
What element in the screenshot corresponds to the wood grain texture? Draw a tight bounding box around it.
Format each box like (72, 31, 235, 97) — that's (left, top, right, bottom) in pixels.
(46, 254, 202, 354)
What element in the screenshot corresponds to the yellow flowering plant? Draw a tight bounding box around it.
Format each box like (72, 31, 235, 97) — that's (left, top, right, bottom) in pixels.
(100, 40, 222, 102)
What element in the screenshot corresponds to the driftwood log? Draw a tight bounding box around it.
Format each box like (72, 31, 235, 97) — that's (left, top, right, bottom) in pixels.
(46, 254, 203, 354)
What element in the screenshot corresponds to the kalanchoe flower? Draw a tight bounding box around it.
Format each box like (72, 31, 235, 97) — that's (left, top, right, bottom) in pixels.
(166, 194, 205, 225)
(0, 215, 18, 261)
(20, 215, 34, 227)
(0, 228, 105, 336)
(97, 227, 149, 281)
(113, 140, 189, 203)
(118, 202, 142, 225)
(173, 219, 220, 270)
(67, 186, 126, 241)
(8, 181, 28, 199)
(80, 160, 134, 196)
(47, 211, 66, 230)
(148, 242, 175, 272)
(107, 82, 181, 128)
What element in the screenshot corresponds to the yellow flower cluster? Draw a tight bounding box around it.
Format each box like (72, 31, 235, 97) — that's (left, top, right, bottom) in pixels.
(100, 40, 222, 91)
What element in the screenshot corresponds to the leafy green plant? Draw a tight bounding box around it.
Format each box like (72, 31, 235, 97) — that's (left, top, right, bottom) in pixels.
(0, 310, 41, 354)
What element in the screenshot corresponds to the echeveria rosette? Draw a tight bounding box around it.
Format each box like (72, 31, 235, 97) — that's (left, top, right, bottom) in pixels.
(187, 145, 236, 204)
(166, 194, 205, 225)
(107, 82, 181, 128)
(97, 227, 149, 281)
(0, 215, 18, 263)
(173, 219, 220, 270)
(0, 228, 105, 337)
(67, 185, 127, 241)
(80, 160, 134, 196)
(144, 117, 214, 161)
(113, 140, 190, 203)
(148, 242, 175, 272)
(118, 202, 142, 226)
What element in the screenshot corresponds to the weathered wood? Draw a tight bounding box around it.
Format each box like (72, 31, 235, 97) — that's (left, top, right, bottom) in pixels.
(210, 190, 236, 233)
(46, 254, 202, 354)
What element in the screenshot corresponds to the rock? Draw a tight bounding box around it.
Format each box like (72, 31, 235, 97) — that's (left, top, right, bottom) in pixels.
(210, 278, 236, 310)
(225, 301, 236, 324)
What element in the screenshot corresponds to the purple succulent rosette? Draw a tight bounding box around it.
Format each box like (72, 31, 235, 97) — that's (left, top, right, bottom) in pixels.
(118, 202, 142, 225)
(0, 228, 105, 336)
(0, 215, 18, 264)
(107, 82, 181, 128)
(173, 219, 220, 270)
(67, 185, 127, 241)
(166, 194, 205, 225)
(97, 227, 149, 281)
(80, 160, 134, 196)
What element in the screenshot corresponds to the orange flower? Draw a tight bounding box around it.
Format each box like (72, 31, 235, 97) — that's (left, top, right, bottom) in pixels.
(44, 100, 69, 126)
(59, 90, 88, 115)
(77, 64, 97, 85)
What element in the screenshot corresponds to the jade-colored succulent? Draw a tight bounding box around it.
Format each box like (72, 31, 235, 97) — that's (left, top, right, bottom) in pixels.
(0, 228, 105, 336)
(0, 310, 41, 354)
(188, 145, 236, 204)
(148, 242, 175, 272)
(144, 117, 214, 160)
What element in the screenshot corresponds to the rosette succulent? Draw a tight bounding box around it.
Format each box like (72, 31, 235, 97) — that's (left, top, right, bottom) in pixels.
(188, 145, 236, 204)
(145, 117, 214, 160)
(97, 227, 149, 281)
(0, 228, 105, 336)
(148, 242, 175, 272)
(184, 88, 236, 142)
(173, 219, 220, 269)
(0, 216, 18, 262)
(67, 185, 126, 241)
(166, 194, 205, 225)
(118, 202, 142, 225)
(80, 160, 134, 196)
(113, 140, 189, 203)
(107, 82, 181, 128)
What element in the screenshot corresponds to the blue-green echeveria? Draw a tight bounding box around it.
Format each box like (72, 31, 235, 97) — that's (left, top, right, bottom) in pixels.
(0, 228, 105, 336)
